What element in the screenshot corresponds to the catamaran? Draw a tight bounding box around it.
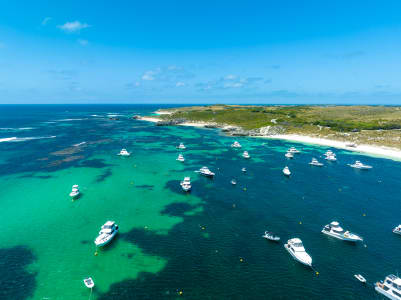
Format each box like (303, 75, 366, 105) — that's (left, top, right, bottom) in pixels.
(321, 221, 363, 242)
(284, 238, 312, 267)
(94, 221, 119, 247)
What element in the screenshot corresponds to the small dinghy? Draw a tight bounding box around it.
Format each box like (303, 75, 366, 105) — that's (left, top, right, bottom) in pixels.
(231, 179, 237, 185)
(83, 277, 95, 289)
(241, 167, 247, 173)
(262, 231, 280, 242)
(354, 274, 366, 283)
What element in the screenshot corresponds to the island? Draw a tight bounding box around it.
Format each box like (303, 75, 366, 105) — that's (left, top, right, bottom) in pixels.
(138, 105, 401, 160)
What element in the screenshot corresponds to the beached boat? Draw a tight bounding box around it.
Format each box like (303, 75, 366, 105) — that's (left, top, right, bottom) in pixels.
(284, 238, 312, 267)
(94, 221, 119, 247)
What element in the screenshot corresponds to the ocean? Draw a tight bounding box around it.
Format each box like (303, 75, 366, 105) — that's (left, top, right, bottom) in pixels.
(0, 104, 400, 300)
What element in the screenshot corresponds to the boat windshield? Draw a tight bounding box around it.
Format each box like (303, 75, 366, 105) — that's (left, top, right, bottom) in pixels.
(293, 242, 303, 248)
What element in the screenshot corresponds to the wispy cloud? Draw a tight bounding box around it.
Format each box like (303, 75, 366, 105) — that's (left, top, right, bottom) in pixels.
(176, 81, 185, 87)
(140, 66, 195, 83)
(78, 39, 89, 46)
(58, 21, 90, 33)
(196, 75, 264, 91)
(41, 17, 52, 26)
(47, 69, 77, 80)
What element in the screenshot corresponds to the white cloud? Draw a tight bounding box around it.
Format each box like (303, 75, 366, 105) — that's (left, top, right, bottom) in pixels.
(176, 81, 185, 87)
(41, 17, 52, 26)
(225, 74, 237, 80)
(78, 39, 89, 46)
(58, 21, 90, 33)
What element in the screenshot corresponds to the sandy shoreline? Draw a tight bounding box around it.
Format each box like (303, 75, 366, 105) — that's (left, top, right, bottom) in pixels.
(137, 116, 401, 161)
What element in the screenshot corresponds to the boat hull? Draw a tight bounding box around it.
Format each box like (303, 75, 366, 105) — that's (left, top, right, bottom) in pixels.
(321, 230, 362, 242)
(95, 231, 118, 247)
(284, 244, 312, 267)
(375, 286, 400, 300)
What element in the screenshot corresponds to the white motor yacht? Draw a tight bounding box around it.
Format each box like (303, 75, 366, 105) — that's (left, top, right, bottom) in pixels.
(285, 152, 294, 159)
(309, 158, 323, 166)
(283, 166, 291, 176)
(354, 274, 367, 283)
(324, 150, 334, 157)
(177, 143, 186, 150)
(321, 221, 363, 242)
(231, 141, 242, 148)
(348, 160, 372, 169)
(393, 225, 401, 235)
(180, 177, 191, 192)
(117, 148, 131, 156)
(176, 154, 185, 162)
(375, 274, 401, 300)
(197, 166, 215, 177)
(242, 151, 250, 159)
(325, 154, 337, 161)
(94, 221, 119, 247)
(288, 147, 300, 154)
(83, 277, 95, 289)
(69, 185, 80, 198)
(284, 238, 312, 267)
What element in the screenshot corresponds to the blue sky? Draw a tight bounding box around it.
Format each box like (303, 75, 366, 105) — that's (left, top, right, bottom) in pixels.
(1, 0, 401, 104)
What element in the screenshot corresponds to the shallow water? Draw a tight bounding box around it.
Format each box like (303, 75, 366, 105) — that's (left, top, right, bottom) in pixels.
(0, 104, 400, 300)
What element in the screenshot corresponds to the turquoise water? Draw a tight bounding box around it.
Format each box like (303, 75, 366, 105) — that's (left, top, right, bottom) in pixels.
(0, 105, 400, 300)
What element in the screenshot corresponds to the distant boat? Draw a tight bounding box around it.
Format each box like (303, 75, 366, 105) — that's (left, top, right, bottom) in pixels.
(309, 158, 323, 166)
(196, 166, 215, 177)
(83, 277, 95, 289)
(354, 274, 366, 283)
(176, 154, 185, 162)
(325, 154, 337, 161)
(284, 238, 312, 267)
(242, 151, 250, 159)
(177, 143, 186, 150)
(288, 147, 300, 154)
(117, 148, 131, 156)
(262, 231, 280, 242)
(231, 141, 242, 148)
(348, 161, 372, 170)
(285, 152, 294, 159)
(346, 143, 357, 148)
(283, 166, 291, 176)
(241, 167, 247, 173)
(69, 185, 80, 199)
(180, 177, 191, 192)
(94, 221, 119, 247)
(231, 179, 237, 185)
(321, 221, 363, 242)
(393, 225, 401, 235)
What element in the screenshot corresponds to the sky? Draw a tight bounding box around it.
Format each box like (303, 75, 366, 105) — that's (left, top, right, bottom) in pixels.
(1, 0, 401, 104)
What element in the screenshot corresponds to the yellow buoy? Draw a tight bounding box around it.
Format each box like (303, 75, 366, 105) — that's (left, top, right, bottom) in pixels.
(316, 271, 319, 275)
(202, 226, 205, 230)
(240, 258, 244, 262)
(94, 251, 98, 256)
(299, 221, 302, 224)
(363, 213, 366, 216)
(243, 188, 247, 191)
(232, 204, 236, 208)
(178, 290, 183, 295)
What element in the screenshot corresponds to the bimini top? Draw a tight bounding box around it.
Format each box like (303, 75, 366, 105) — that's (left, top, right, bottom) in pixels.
(103, 221, 115, 227)
(330, 221, 340, 226)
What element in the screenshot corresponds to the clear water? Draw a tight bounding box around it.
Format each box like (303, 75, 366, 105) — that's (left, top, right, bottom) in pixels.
(0, 105, 400, 300)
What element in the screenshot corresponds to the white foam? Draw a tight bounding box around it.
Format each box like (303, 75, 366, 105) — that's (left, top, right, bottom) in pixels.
(0, 136, 56, 142)
(73, 142, 86, 147)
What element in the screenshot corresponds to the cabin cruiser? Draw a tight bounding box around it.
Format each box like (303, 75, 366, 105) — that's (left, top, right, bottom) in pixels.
(288, 147, 300, 154)
(83, 277, 95, 289)
(285, 152, 294, 159)
(241, 167, 247, 173)
(324, 150, 334, 156)
(282, 166, 291, 176)
(348, 160, 372, 169)
(393, 225, 401, 235)
(94, 221, 119, 247)
(242, 151, 250, 159)
(69, 185, 80, 198)
(262, 231, 280, 242)
(176, 154, 185, 162)
(117, 148, 131, 156)
(231, 141, 242, 148)
(375, 274, 401, 300)
(177, 142, 186, 150)
(197, 166, 215, 177)
(284, 238, 312, 267)
(180, 177, 191, 192)
(354, 274, 366, 283)
(309, 158, 323, 166)
(321, 221, 363, 242)
(231, 179, 237, 185)
(325, 154, 337, 161)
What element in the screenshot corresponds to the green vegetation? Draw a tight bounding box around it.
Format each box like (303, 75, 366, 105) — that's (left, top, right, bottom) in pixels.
(159, 105, 401, 148)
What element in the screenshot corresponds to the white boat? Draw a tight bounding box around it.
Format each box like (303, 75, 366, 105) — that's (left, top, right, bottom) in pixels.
(177, 143, 186, 150)
(285, 152, 294, 159)
(69, 185, 80, 198)
(354, 274, 366, 283)
(393, 225, 401, 235)
(83, 277, 95, 289)
(231, 141, 242, 148)
(346, 143, 357, 148)
(375, 274, 401, 300)
(242, 151, 250, 159)
(241, 167, 247, 173)
(348, 160, 372, 169)
(262, 231, 280, 242)
(180, 177, 191, 192)
(196, 166, 215, 177)
(284, 238, 312, 267)
(176, 154, 185, 162)
(117, 148, 131, 156)
(324, 150, 334, 156)
(283, 166, 291, 176)
(309, 158, 323, 166)
(94, 221, 119, 247)
(288, 147, 300, 154)
(321, 221, 363, 242)
(325, 154, 337, 161)
(231, 179, 237, 185)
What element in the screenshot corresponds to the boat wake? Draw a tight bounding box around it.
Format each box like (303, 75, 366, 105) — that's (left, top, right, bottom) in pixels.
(0, 127, 35, 131)
(0, 136, 56, 142)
